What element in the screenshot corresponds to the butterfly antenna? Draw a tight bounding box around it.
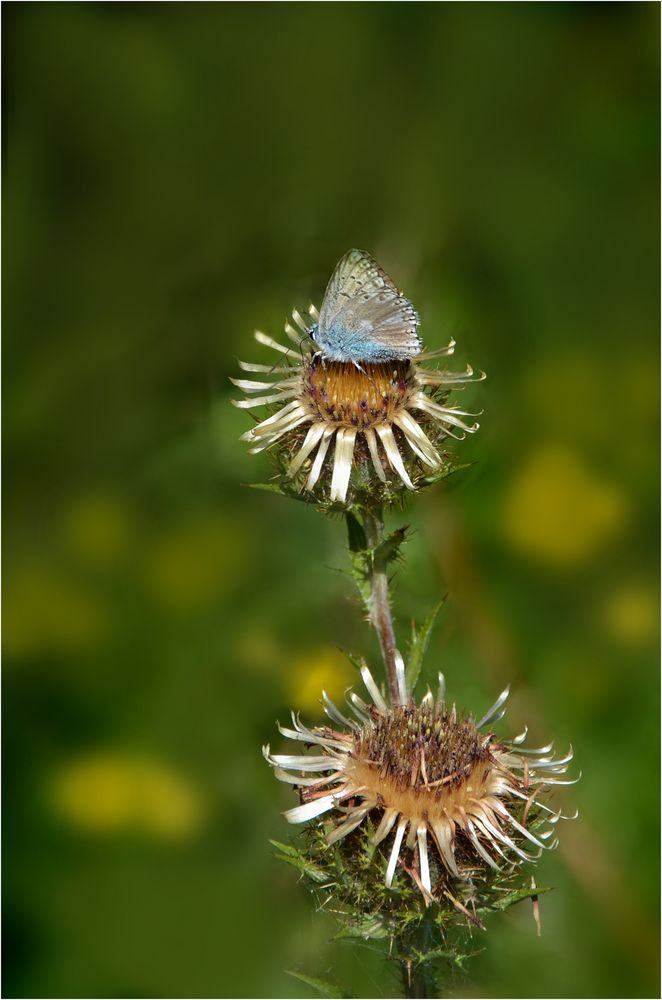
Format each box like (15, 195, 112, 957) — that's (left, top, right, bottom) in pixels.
(283, 307, 316, 365)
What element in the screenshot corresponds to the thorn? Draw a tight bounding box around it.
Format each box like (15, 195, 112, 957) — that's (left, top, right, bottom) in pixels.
(531, 876, 541, 937)
(522, 786, 542, 827)
(401, 856, 435, 907)
(443, 888, 486, 930)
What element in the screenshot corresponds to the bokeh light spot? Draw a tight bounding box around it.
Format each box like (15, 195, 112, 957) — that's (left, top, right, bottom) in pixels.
(51, 752, 204, 840)
(501, 444, 629, 567)
(600, 583, 659, 645)
(4, 564, 107, 659)
(290, 647, 357, 715)
(63, 493, 134, 566)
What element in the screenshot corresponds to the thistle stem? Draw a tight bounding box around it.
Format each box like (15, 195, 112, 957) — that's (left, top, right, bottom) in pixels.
(397, 918, 444, 999)
(362, 506, 400, 705)
(401, 962, 435, 999)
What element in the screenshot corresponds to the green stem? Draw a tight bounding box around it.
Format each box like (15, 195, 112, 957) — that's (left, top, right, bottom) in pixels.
(361, 506, 400, 705)
(400, 961, 437, 999)
(397, 919, 444, 999)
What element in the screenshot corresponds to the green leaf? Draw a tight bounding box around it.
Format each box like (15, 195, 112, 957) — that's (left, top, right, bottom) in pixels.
(345, 512, 372, 610)
(420, 461, 474, 488)
(247, 481, 310, 502)
(269, 838, 301, 857)
(406, 598, 446, 693)
(342, 650, 368, 681)
(333, 914, 390, 941)
(348, 556, 371, 609)
(285, 970, 353, 999)
(479, 884, 553, 913)
(410, 945, 479, 970)
(270, 840, 330, 885)
(373, 526, 408, 569)
(345, 511, 367, 553)
(346, 515, 409, 614)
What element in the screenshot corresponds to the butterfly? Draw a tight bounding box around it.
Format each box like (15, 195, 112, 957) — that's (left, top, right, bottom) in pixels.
(310, 249, 421, 364)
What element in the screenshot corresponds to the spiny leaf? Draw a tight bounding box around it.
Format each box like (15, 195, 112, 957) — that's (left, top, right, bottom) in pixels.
(478, 884, 553, 913)
(410, 945, 479, 970)
(333, 914, 390, 941)
(348, 554, 372, 608)
(270, 840, 330, 884)
(373, 526, 408, 569)
(269, 838, 302, 857)
(248, 481, 310, 502)
(345, 514, 373, 607)
(346, 517, 409, 613)
(421, 461, 474, 488)
(406, 598, 446, 692)
(345, 511, 367, 553)
(285, 969, 353, 999)
(342, 650, 371, 685)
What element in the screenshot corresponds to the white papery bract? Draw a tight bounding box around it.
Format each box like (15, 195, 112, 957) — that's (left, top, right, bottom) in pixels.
(232, 307, 485, 503)
(264, 661, 577, 901)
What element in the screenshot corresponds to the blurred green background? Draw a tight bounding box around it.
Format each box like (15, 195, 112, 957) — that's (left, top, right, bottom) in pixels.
(3, 4, 659, 998)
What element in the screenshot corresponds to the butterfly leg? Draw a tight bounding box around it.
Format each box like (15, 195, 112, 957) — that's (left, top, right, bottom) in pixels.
(311, 350, 329, 370)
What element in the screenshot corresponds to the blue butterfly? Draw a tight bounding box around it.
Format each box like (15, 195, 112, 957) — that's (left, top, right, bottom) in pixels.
(310, 249, 421, 364)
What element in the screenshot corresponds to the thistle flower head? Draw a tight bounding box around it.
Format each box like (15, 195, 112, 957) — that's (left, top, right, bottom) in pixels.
(232, 307, 485, 506)
(264, 659, 577, 904)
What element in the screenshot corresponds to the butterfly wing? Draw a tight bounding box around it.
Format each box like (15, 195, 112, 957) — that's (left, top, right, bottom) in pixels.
(316, 249, 421, 363)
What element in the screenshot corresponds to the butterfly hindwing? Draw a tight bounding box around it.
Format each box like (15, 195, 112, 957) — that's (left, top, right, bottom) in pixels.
(315, 249, 421, 363)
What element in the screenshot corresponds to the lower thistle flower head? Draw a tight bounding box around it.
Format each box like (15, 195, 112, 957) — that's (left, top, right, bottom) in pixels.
(232, 307, 485, 506)
(264, 658, 577, 906)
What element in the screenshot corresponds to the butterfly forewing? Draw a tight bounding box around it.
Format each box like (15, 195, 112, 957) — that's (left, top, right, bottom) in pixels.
(318, 250, 386, 323)
(316, 249, 421, 363)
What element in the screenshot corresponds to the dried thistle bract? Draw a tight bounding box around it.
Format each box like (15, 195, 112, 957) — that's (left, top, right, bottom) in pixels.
(232, 307, 484, 505)
(264, 658, 577, 902)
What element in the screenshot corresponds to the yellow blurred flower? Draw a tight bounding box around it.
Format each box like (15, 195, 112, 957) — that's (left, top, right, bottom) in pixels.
(501, 445, 628, 567)
(290, 646, 357, 714)
(600, 584, 659, 645)
(52, 753, 204, 840)
(144, 515, 242, 611)
(63, 494, 133, 566)
(4, 564, 107, 659)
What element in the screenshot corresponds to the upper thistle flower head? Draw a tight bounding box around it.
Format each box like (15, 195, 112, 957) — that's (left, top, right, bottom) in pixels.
(264, 658, 577, 907)
(232, 251, 485, 506)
